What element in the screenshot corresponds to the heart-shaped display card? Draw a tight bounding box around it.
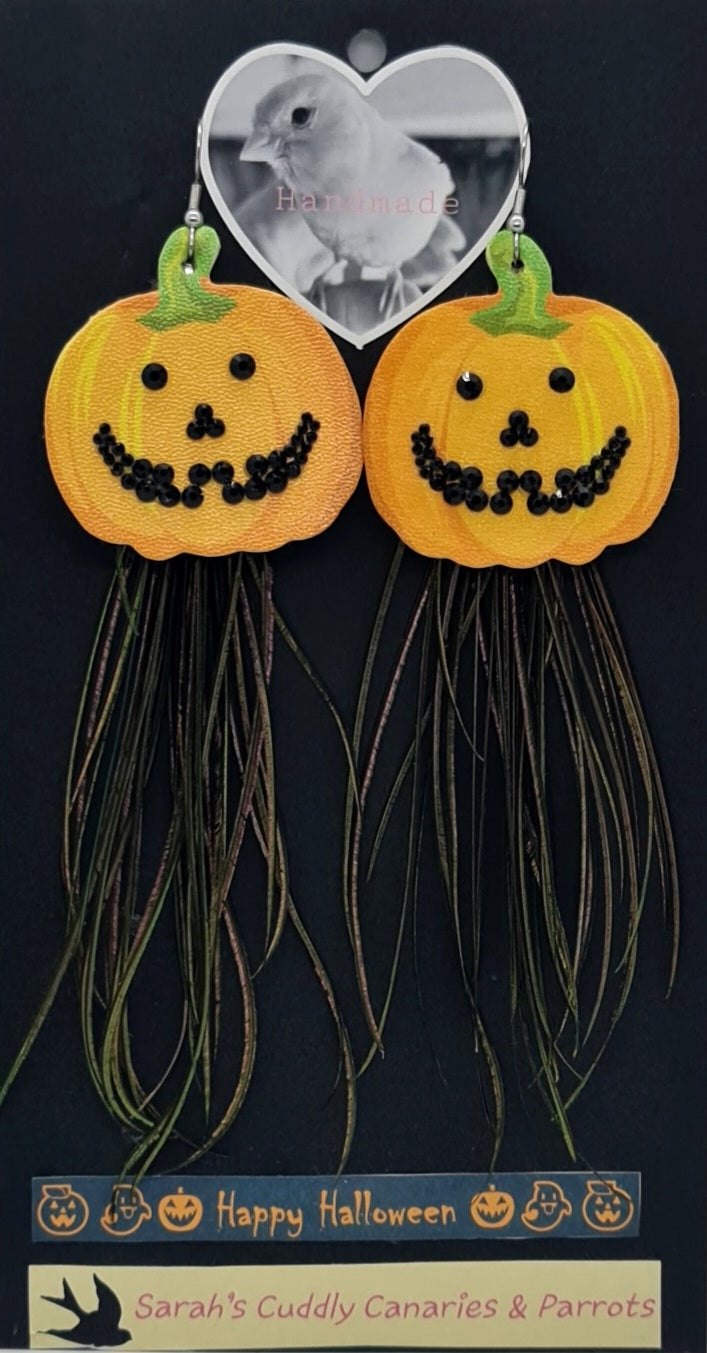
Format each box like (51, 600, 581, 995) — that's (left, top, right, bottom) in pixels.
(201, 43, 528, 347)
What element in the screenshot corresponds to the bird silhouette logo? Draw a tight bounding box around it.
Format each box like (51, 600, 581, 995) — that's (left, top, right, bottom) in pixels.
(42, 1274, 131, 1346)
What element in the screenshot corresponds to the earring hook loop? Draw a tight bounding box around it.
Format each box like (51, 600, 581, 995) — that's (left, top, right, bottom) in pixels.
(183, 121, 204, 273)
(507, 123, 531, 268)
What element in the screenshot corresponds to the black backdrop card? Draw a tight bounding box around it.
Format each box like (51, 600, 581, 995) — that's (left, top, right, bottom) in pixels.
(1, 1, 706, 1350)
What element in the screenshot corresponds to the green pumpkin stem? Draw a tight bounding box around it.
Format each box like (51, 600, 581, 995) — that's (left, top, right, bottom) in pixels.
(471, 230, 569, 339)
(139, 226, 235, 331)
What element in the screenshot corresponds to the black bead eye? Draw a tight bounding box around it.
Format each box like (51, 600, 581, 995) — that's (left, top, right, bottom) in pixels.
(456, 371, 483, 401)
(549, 366, 575, 393)
(291, 106, 312, 127)
(141, 362, 168, 390)
(229, 353, 256, 380)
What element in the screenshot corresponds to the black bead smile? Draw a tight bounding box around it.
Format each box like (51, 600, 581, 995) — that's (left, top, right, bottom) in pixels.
(91, 413, 320, 509)
(410, 421, 631, 516)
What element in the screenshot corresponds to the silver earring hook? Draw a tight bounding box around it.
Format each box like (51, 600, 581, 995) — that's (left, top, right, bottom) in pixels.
(507, 123, 531, 268)
(183, 120, 204, 273)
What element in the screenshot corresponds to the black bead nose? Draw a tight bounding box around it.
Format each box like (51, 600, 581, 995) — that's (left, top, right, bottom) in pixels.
(499, 409, 539, 448)
(186, 403, 226, 441)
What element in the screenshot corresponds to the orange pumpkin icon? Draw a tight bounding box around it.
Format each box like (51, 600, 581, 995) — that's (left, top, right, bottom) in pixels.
(469, 1184, 515, 1229)
(157, 1186, 204, 1233)
(582, 1180, 634, 1233)
(36, 1183, 89, 1237)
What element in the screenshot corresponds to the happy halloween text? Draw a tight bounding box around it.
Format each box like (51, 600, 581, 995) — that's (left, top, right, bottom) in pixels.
(217, 1188, 456, 1239)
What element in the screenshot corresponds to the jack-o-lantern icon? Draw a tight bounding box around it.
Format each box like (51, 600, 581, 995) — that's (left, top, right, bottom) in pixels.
(36, 1183, 89, 1237)
(582, 1180, 635, 1233)
(157, 1186, 204, 1233)
(521, 1180, 572, 1232)
(469, 1184, 515, 1229)
(100, 1184, 152, 1237)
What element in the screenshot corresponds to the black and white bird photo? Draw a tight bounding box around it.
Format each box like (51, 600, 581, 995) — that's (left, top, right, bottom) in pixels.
(204, 51, 521, 335)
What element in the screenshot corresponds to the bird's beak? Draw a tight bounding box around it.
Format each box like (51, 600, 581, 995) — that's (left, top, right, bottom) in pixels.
(240, 128, 283, 166)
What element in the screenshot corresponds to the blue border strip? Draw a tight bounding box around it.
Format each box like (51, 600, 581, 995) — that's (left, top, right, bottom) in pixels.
(32, 1173, 640, 1243)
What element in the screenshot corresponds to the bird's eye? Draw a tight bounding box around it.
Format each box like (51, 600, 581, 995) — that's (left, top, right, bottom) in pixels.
(291, 106, 312, 127)
(549, 366, 575, 393)
(229, 353, 256, 380)
(456, 371, 483, 401)
(141, 362, 168, 390)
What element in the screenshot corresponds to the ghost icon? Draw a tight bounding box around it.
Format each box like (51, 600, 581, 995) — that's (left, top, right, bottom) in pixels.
(99, 1184, 152, 1238)
(521, 1180, 572, 1233)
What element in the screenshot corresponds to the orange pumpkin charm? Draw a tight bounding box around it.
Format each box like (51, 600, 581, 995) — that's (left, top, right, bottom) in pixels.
(45, 226, 361, 561)
(363, 231, 678, 568)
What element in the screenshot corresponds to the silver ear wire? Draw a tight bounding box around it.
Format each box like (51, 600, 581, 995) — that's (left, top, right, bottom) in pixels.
(183, 121, 204, 273)
(507, 123, 531, 268)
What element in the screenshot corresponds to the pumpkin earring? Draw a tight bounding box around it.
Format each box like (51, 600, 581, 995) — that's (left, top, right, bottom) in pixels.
(0, 128, 361, 1176)
(357, 177, 679, 1158)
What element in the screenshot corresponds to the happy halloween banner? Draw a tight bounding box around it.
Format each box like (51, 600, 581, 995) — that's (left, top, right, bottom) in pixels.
(32, 1173, 640, 1243)
(28, 1260, 661, 1349)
